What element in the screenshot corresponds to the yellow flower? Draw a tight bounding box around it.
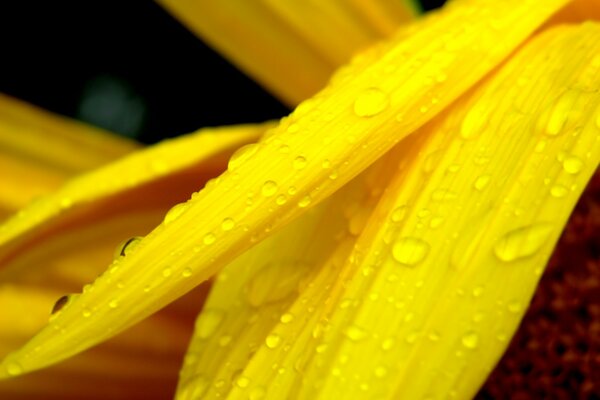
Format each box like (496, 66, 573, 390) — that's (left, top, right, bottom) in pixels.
(1, 0, 599, 399)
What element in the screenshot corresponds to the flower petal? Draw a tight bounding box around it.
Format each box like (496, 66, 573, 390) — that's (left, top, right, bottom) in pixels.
(0, 94, 138, 217)
(0, 0, 571, 378)
(176, 151, 399, 399)
(224, 22, 600, 400)
(158, 0, 419, 106)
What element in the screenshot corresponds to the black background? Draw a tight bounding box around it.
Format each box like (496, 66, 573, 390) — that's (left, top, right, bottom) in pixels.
(0, 0, 446, 143)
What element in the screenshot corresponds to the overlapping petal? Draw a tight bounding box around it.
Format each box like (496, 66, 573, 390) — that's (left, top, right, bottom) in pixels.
(0, 0, 573, 379)
(159, 0, 420, 106)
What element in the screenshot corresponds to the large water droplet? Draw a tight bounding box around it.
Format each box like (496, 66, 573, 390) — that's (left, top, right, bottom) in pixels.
(493, 223, 553, 262)
(51, 295, 70, 315)
(261, 181, 278, 197)
(353, 88, 389, 117)
(195, 309, 225, 339)
(5, 361, 23, 377)
(164, 202, 189, 225)
(562, 155, 583, 174)
(392, 237, 430, 267)
(540, 91, 577, 136)
(297, 195, 312, 208)
(265, 334, 282, 349)
(293, 156, 307, 170)
(115, 236, 143, 258)
(221, 218, 235, 231)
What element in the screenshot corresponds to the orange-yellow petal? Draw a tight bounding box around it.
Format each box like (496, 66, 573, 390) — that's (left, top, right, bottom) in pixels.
(0, 94, 138, 218)
(0, 0, 572, 379)
(158, 0, 419, 106)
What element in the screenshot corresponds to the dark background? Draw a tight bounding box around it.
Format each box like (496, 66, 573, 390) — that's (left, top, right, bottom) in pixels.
(0, 0, 445, 144)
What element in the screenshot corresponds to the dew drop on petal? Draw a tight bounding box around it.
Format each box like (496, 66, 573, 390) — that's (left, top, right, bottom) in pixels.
(493, 223, 553, 262)
(390, 206, 408, 223)
(473, 175, 491, 191)
(550, 185, 569, 198)
(298, 195, 312, 208)
(353, 87, 389, 117)
(293, 156, 307, 170)
(203, 232, 216, 245)
(228, 143, 259, 171)
(392, 238, 430, 267)
(265, 334, 282, 349)
(5, 361, 23, 377)
(163, 203, 189, 225)
(182, 268, 192, 278)
(345, 325, 368, 341)
(261, 181, 278, 197)
(51, 295, 70, 316)
(280, 313, 294, 324)
(221, 218, 235, 231)
(109, 299, 119, 309)
(115, 236, 143, 258)
(236, 376, 251, 388)
(562, 156, 583, 174)
(461, 331, 479, 349)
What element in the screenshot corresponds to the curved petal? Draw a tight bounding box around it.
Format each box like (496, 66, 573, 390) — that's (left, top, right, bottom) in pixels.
(0, 94, 138, 218)
(0, 0, 572, 378)
(158, 0, 420, 106)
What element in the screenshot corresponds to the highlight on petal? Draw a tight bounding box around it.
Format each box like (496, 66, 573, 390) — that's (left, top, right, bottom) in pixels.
(158, 0, 420, 106)
(203, 22, 600, 399)
(0, 94, 138, 217)
(0, 0, 574, 378)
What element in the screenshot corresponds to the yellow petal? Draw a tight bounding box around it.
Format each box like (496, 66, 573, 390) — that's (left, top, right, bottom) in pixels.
(158, 0, 419, 106)
(225, 22, 600, 400)
(0, 94, 139, 217)
(176, 150, 398, 399)
(0, 0, 570, 378)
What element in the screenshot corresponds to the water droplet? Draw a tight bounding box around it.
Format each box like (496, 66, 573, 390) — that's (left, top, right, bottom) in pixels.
(391, 206, 408, 223)
(236, 375, 251, 388)
(109, 299, 119, 309)
(550, 185, 568, 198)
(162, 267, 172, 278)
(280, 313, 294, 324)
(163, 203, 189, 225)
(473, 175, 491, 191)
(328, 169, 339, 180)
(322, 159, 332, 169)
(541, 91, 577, 136)
(460, 106, 487, 139)
(298, 195, 312, 208)
(182, 268, 192, 278)
(51, 295, 70, 315)
(265, 334, 282, 349)
(461, 331, 479, 349)
(375, 366, 388, 378)
(228, 143, 259, 171)
(203, 232, 216, 245)
(261, 181, 278, 197)
(494, 223, 553, 262)
(275, 194, 287, 205)
(195, 309, 225, 339)
(293, 156, 307, 170)
(115, 236, 143, 258)
(353, 87, 389, 117)
(562, 156, 583, 174)
(82, 308, 92, 318)
(392, 237, 430, 267)
(221, 217, 235, 231)
(6, 361, 23, 376)
(345, 325, 368, 341)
